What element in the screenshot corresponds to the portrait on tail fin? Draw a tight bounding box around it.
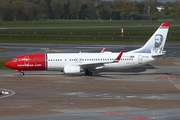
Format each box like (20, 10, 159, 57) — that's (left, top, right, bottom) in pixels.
(152, 34, 164, 54)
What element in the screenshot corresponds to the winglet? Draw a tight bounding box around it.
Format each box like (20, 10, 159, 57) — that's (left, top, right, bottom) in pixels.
(101, 46, 106, 53)
(114, 51, 123, 62)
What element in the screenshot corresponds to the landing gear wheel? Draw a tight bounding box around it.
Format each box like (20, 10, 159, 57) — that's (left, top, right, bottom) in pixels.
(20, 72, 24, 76)
(85, 70, 92, 76)
(88, 71, 92, 76)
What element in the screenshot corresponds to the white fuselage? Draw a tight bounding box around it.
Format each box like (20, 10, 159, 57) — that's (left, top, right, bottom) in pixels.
(46, 52, 156, 71)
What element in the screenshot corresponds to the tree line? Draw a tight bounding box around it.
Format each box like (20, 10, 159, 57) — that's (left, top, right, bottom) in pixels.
(0, 0, 179, 21)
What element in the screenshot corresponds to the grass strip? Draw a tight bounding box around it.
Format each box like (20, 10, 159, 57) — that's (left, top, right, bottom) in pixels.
(0, 57, 12, 70)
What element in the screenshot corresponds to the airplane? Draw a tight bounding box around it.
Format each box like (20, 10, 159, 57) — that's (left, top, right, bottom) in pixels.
(5, 22, 170, 76)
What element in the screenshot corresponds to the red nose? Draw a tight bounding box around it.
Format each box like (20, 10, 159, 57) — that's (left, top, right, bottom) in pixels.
(5, 61, 12, 69)
(5, 60, 18, 70)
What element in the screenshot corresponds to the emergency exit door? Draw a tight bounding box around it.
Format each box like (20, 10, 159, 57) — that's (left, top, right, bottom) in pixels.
(138, 55, 142, 64)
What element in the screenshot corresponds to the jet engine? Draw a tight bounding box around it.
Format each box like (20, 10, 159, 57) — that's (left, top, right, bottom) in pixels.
(63, 65, 81, 74)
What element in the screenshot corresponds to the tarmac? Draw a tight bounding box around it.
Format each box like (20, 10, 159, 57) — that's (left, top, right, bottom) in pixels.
(0, 44, 180, 120)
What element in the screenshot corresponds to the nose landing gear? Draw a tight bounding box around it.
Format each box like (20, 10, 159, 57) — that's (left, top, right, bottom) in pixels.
(15, 70, 25, 76)
(20, 72, 24, 76)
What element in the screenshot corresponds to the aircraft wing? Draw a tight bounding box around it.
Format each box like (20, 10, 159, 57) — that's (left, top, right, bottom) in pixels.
(80, 51, 123, 69)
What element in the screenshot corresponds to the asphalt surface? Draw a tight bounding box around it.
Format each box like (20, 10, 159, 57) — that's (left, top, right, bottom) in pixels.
(0, 43, 180, 120)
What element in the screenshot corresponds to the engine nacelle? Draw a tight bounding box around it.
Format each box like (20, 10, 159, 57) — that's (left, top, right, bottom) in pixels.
(63, 65, 81, 74)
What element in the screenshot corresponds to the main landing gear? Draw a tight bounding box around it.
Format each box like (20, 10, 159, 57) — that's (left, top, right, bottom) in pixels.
(85, 69, 92, 76)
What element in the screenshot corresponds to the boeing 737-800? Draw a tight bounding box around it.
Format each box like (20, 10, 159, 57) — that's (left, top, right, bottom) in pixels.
(5, 22, 170, 76)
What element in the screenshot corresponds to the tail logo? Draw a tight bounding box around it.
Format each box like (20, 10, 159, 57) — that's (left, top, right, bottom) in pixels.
(153, 34, 163, 54)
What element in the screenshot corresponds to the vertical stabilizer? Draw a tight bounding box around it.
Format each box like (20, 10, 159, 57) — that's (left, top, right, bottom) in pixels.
(128, 22, 170, 55)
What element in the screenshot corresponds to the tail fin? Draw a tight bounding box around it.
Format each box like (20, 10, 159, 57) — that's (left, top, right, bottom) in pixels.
(128, 22, 170, 55)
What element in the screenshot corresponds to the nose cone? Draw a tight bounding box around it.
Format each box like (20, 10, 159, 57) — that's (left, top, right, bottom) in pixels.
(5, 61, 12, 69)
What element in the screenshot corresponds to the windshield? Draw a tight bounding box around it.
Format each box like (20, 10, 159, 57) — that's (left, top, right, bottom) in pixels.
(13, 58, 18, 62)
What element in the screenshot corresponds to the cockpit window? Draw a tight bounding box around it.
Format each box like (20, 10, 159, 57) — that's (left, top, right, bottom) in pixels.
(13, 58, 18, 62)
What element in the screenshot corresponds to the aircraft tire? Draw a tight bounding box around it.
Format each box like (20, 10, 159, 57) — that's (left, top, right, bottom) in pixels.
(85, 70, 92, 76)
(20, 72, 24, 76)
(88, 71, 92, 76)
